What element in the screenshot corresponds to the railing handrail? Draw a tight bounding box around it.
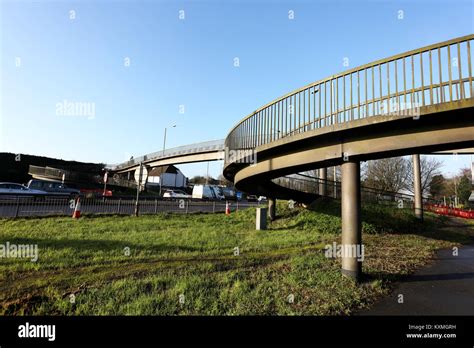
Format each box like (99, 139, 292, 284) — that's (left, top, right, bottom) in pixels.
(225, 34, 474, 142)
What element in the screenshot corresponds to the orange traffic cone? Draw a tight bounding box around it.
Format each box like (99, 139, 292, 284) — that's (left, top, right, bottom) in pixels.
(72, 197, 81, 219)
(225, 201, 231, 215)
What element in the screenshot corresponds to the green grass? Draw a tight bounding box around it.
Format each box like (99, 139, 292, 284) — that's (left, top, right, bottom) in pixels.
(0, 200, 472, 315)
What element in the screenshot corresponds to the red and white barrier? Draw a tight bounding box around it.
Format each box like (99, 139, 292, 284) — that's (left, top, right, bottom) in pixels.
(425, 204, 474, 219)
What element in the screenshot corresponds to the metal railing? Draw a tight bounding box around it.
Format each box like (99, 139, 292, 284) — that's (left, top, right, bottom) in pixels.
(0, 195, 260, 218)
(273, 174, 433, 206)
(225, 35, 474, 154)
(110, 139, 225, 171)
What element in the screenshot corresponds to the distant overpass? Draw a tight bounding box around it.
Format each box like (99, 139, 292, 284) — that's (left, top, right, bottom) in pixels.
(109, 139, 225, 174)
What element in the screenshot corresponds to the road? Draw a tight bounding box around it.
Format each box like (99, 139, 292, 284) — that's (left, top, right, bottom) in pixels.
(0, 197, 260, 217)
(360, 244, 474, 315)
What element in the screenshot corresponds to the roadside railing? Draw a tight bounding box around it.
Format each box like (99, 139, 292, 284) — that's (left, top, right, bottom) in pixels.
(273, 174, 432, 206)
(225, 35, 474, 155)
(0, 195, 259, 218)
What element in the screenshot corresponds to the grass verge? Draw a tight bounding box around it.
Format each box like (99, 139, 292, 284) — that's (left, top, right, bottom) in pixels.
(0, 200, 472, 315)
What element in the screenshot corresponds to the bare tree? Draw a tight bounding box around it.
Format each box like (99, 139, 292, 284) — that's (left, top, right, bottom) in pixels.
(405, 156, 443, 195)
(363, 157, 410, 193)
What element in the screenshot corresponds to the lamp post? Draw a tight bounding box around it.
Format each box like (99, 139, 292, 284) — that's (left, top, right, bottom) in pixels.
(160, 125, 176, 196)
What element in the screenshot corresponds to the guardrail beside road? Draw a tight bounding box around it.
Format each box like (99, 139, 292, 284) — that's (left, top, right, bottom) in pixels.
(0, 195, 260, 218)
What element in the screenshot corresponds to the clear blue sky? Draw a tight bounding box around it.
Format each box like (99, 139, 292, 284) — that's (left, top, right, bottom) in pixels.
(1, 0, 473, 179)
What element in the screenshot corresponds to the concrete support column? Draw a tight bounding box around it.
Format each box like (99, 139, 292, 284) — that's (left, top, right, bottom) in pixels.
(268, 198, 276, 221)
(412, 154, 424, 221)
(341, 160, 362, 281)
(319, 168, 327, 196)
(333, 166, 338, 199)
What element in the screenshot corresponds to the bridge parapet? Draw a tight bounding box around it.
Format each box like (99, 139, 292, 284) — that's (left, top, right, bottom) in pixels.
(225, 35, 474, 160)
(110, 139, 225, 171)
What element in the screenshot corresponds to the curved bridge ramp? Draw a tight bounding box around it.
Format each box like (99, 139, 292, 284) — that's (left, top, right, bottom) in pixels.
(223, 34, 474, 281)
(223, 34, 474, 198)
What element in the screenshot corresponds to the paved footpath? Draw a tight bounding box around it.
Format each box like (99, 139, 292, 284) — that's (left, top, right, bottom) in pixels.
(359, 244, 474, 315)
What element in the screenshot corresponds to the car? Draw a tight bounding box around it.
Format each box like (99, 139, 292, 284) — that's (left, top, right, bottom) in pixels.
(27, 179, 80, 198)
(163, 189, 191, 200)
(246, 194, 258, 202)
(0, 182, 47, 197)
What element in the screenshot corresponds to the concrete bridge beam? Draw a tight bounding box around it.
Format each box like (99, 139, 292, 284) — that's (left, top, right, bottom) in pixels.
(341, 160, 362, 281)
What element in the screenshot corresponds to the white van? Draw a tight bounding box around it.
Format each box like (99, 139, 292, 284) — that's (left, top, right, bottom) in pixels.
(192, 185, 225, 200)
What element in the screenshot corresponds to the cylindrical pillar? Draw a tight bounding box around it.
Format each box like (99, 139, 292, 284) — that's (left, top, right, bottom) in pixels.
(341, 160, 362, 281)
(268, 198, 276, 221)
(333, 166, 338, 198)
(412, 154, 423, 221)
(319, 168, 327, 196)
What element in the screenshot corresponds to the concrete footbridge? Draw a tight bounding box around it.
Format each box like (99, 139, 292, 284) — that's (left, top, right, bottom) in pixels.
(110, 139, 226, 174)
(223, 34, 474, 280)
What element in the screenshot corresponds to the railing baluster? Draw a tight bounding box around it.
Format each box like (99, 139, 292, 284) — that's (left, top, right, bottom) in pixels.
(298, 91, 301, 132)
(330, 80, 333, 124)
(322, 82, 326, 125)
(379, 64, 382, 114)
(318, 83, 322, 127)
(336, 78, 339, 123)
(457, 42, 464, 99)
(438, 47, 444, 102)
(372, 67, 375, 116)
(448, 45, 453, 101)
(357, 71, 360, 119)
(350, 73, 353, 120)
(395, 59, 399, 109)
(365, 69, 368, 118)
(429, 50, 433, 104)
(313, 85, 316, 126)
(343, 76, 346, 121)
(420, 51, 425, 106)
(387, 62, 390, 112)
(304, 91, 307, 130)
(468, 40, 473, 97)
(307, 88, 311, 129)
(403, 57, 407, 106)
(411, 55, 415, 107)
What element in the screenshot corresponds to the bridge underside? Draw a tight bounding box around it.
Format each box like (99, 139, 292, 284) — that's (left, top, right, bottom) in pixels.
(225, 100, 474, 200)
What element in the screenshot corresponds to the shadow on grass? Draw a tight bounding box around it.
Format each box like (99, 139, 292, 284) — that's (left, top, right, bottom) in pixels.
(2, 237, 204, 254)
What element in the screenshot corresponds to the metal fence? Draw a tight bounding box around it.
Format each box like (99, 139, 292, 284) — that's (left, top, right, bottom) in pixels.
(273, 174, 432, 206)
(225, 35, 474, 153)
(0, 195, 260, 218)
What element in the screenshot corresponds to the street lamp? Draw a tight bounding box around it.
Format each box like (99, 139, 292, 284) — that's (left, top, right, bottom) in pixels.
(160, 124, 177, 196)
(163, 124, 177, 156)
